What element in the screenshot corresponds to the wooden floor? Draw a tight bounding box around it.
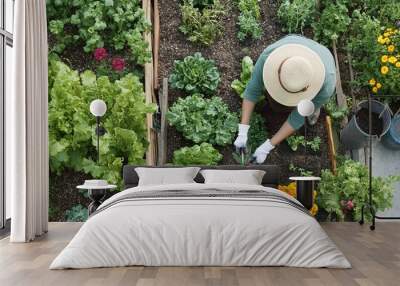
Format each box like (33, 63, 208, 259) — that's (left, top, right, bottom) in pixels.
(0, 222, 399, 286)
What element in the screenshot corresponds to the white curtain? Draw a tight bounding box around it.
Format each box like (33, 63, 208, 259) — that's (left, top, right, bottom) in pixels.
(9, 0, 49, 242)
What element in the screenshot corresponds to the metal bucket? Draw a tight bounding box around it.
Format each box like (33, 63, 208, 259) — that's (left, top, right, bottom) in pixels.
(382, 114, 400, 150)
(340, 100, 391, 150)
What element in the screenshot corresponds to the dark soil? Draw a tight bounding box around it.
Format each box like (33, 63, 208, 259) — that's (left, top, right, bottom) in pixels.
(158, 0, 330, 183)
(356, 108, 384, 135)
(49, 170, 92, 221)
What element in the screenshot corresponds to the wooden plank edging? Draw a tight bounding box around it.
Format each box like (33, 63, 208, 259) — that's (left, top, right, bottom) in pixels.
(143, 0, 157, 165)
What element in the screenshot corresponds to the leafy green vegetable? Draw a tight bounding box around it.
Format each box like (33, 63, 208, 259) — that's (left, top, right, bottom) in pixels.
(232, 148, 253, 166)
(46, 0, 151, 64)
(167, 94, 239, 146)
(325, 97, 349, 127)
(277, 0, 316, 34)
(169, 53, 221, 95)
(173, 143, 222, 166)
(231, 56, 254, 98)
(288, 163, 313, 177)
(317, 158, 399, 221)
(286, 135, 321, 152)
(313, 2, 351, 45)
(65, 204, 88, 222)
(179, 0, 225, 45)
(236, 0, 262, 41)
(49, 59, 156, 189)
(248, 112, 268, 151)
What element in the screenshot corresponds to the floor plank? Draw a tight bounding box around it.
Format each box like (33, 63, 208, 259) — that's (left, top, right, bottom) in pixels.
(0, 222, 399, 286)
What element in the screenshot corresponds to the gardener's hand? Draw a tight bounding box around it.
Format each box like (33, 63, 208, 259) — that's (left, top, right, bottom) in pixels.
(253, 139, 275, 164)
(234, 124, 250, 151)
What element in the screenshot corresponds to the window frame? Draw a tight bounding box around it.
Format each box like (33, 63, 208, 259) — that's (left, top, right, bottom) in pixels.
(0, 0, 13, 231)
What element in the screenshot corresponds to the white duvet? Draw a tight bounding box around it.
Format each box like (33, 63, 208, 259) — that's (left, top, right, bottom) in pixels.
(50, 183, 351, 269)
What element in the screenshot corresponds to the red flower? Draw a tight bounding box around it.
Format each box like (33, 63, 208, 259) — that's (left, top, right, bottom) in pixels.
(94, 48, 108, 61)
(111, 57, 125, 72)
(346, 200, 354, 211)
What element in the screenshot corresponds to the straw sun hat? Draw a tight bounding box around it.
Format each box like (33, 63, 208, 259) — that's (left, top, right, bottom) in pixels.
(263, 44, 326, 107)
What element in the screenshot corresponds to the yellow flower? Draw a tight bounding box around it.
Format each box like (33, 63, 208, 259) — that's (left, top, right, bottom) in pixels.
(310, 204, 318, 216)
(369, 78, 376, 86)
(396, 62, 400, 68)
(388, 45, 395, 52)
(381, 55, 388, 63)
(381, 65, 389, 74)
(384, 32, 390, 37)
(385, 38, 391, 44)
(389, 56, 397, 64)
(378, 35, 386, 44)
(376, 82, 382, 89)
(372, 87, 378, 93)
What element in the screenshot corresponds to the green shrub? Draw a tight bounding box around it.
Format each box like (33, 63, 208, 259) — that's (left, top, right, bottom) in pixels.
(277, 0, 316, 34)
(49, 59, 156, 188)
(231, 56, 254, 98)
(179, 0, 225, 45)
(313, 2, 351, 45)
(173, 143, 222, 166)
(46, 0, 151, 64)
(65, 204, 88, 222)
(169, 53, 221, 95)
(378, 2, 400, 26)
(317, 159, 399, 221)
(167, 94, 238, 146)
(248, 112, 268, 151)
(236, 0, 262, 41)
(346, 10, 382, 89)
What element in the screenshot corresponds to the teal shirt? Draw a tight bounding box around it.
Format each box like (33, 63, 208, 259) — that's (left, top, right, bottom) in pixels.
(243, 35, 336, 130)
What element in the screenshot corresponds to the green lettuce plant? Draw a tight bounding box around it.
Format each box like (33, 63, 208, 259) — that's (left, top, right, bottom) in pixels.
(167, 94, 238, 146)
(236, 0, 262, 41)
(277, 0, 317, 34)
(65, 204, 88, 222)
(169, 53, 221, 95)
(288, 163, 313, 176)
(317, 158, 399, 221)
(179, 0, 225, 45)
(286, 135, 321, 152)
(231, 56, 254, 98)
(49, 59, 156, 188)
(46, 0, 151, 64)
(173, 143, 222, 166)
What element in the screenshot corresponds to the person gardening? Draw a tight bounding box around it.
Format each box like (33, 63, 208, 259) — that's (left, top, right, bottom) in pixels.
(234, 35, 336, 163)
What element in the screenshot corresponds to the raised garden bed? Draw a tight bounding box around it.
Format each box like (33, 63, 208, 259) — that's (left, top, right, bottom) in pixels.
(158, 0, 330, 181)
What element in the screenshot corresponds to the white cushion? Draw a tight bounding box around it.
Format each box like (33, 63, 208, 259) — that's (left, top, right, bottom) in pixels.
(200, 170, 266, 185)
(135, 167, 200, 186)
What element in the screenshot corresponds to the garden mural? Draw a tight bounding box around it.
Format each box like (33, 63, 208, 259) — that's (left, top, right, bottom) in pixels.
(47, 0, 400, 222)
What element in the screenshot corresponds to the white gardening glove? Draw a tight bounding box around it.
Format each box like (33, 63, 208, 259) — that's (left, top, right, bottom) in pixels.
(252, 139, 275, 164)
(234, 124, 250, 150)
